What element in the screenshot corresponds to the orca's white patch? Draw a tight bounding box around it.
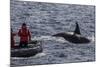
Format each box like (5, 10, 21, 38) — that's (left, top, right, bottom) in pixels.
(66, 32, 74, 35)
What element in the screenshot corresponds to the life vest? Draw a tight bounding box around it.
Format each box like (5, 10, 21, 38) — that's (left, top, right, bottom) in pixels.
(18, 28, 31, 42)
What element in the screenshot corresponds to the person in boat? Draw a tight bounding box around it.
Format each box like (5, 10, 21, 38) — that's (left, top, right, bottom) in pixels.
(11, 29, 16, 48)
(18, 23, 31, 48)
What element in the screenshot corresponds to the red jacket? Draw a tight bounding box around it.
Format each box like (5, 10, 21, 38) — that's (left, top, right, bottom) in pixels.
(18, 28, 31, 42)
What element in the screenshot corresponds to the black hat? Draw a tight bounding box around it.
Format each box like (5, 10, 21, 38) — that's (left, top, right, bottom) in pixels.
(22, 23, 26, 26)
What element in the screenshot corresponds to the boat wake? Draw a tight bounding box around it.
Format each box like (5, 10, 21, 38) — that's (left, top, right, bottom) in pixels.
(11, 52, 46, 59)
(32, 35, 67, 43)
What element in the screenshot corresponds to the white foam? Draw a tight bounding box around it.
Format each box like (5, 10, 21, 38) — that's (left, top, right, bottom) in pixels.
(54, 37, 67, 43)
(88, 36, 95, 42)
(32, 36, 67, 43)
(32, 36, 53, 41)
(11, 52, 46, 59)
(34, 52, 46, 58)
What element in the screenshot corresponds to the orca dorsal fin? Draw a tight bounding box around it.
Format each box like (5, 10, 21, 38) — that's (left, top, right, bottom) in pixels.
(74, 22, 81, 35)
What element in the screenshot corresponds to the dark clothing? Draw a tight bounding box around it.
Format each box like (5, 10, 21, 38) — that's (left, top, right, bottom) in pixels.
(11, 32, 16, 48)
(19, 41, 28, 48)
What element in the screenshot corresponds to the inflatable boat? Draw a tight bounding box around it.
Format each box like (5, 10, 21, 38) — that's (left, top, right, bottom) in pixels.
(11, 40, 43, 57)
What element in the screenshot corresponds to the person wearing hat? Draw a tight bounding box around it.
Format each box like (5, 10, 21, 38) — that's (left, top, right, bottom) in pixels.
(18, 23, 31, 48)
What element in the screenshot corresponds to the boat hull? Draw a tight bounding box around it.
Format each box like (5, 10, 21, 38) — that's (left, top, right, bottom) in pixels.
(11, 46, 43, 57)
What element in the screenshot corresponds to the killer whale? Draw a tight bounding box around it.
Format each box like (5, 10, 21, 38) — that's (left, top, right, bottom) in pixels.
(52, 22, 90, 44)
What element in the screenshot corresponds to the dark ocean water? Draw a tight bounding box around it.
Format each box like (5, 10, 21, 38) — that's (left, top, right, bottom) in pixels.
(10, 0, 95, 66)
